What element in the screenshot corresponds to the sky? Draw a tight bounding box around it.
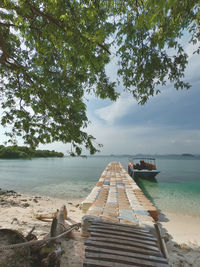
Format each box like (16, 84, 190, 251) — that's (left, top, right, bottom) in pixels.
(39, 40, 200, 155)
(85, 45, 200, 155)
(1, 37, 200, 155)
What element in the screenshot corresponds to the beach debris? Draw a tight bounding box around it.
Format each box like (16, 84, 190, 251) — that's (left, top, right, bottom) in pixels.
(21, 198, 28, 202)
(154, 223, 169, 259)
(41, 246, 62, 267)
(38, 211, 80, 267)
(11, 218, 20, 225)
(26, 226, 37, 241)
(0, 228, 31, 267)
(0, 222, 80, 266)
(65, 217, 78, 225)
(0, 204, 81, 267)
(0, 189, 17, 196)
(81, 215, 102, 237)
(36, 205, 77, 226)
(36, 209, 59, 222)
(23, 203, 30, 208)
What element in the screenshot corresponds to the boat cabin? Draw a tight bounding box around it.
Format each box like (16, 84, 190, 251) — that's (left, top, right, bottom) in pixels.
(128, 158, 160, 179)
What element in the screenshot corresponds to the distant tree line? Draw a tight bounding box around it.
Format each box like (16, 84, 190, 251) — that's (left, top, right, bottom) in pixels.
(0, 145, 64, 159)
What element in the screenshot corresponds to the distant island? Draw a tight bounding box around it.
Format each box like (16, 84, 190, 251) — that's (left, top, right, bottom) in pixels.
(87, 153, 200, 158)
(0, 145, 64, 159)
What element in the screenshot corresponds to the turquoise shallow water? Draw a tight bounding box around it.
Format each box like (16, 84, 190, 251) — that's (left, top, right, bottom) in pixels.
(0, 156, 200, 217)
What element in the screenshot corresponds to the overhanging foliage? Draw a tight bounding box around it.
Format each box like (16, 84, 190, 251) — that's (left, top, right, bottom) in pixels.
(0, 0, 199, 155)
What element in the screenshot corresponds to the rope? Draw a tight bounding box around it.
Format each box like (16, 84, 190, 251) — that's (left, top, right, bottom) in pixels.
(0, 223, 81, 251)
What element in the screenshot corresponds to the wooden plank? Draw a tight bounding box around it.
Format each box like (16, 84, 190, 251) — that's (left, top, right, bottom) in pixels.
(85, 246, 168, 264)
(154, 223, 169, 259)
(88, 225, 154, 237)
(88, 228, 157, 242)
(85, 240, 162, 257)
(88, 227, 156, 241)
(91, 221, 150, 233)
(85, 252, 169, 267)
(93, 223, 149, 234)
(83, 258, 131, 267)
(87, 236, 159, 252)
(89, 225, 155, 238)
(90, 232, 157, 246)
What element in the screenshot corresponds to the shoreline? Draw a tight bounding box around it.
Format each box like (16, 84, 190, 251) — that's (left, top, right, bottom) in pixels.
(158, 211, 200, 266)
(1, 190, 200, 266)
(161, 211, 200, 246)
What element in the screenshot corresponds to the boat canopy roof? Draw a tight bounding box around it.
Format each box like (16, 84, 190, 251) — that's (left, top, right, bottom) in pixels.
(129, 157, 156, 161)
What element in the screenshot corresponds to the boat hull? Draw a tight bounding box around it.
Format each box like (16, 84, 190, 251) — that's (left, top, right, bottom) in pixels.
(128, 166, 160, 180)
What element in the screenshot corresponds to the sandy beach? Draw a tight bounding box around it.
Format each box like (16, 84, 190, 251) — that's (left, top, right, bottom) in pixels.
(162, 212, 200, 246)
(0, 190, 85, 266)
(1, 190, 200, 266)
(159, 212, 200, 266)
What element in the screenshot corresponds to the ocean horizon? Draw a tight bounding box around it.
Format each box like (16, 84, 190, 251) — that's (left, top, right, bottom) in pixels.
(0, 155, 200, 217)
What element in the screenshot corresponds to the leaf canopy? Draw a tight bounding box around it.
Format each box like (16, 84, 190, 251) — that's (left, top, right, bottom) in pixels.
(0, 0, 199, 154)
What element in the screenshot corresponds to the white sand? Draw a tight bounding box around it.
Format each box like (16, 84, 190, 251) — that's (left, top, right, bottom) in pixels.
(0, 193, 84, 236)
(159, 212, 200, 267)
(161, 212, 200, 246)
(0, 192, 85, 266)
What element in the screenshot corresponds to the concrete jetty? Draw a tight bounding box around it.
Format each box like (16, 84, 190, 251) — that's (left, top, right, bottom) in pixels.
(82, 162, 158, 225)
(82, 162, 169, 266)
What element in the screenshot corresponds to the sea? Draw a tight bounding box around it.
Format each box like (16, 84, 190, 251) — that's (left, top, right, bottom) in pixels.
(0, 155, 200, 217)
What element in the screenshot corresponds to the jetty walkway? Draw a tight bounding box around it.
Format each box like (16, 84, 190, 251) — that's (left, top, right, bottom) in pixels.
(82, 162, 169, 266)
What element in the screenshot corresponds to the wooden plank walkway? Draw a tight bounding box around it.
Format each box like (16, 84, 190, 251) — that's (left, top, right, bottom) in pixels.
(82, 162, 169, 266)
(84, 221, 169, 266)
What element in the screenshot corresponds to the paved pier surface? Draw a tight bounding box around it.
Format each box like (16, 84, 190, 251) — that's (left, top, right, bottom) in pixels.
(82, 162, 169, 266)
(82, 162, 158, 226)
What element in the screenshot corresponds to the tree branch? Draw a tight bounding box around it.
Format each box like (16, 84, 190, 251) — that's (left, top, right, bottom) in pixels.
(97, 43, 111, 55)
(0, 22, 16, 27)
(28, 3, 111, 55)
(28, 4, 61, 28)
(0, 28, 8, 63)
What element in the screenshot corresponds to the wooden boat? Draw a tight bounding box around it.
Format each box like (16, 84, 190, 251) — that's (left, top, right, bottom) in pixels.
(128, 158, 160, 179)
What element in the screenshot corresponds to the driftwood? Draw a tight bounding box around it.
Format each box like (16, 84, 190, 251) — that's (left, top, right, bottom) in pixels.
(0, 205, 80, 267)
(56, 205, 68, 235)
(36, 206, 77, 227)
(41, 247, 62, 267)
(0, 223, 80, 251)
(0, 229, 31, 267)
(40, 205, 73, 267)
(26, 226, 37, 241)
(36, 209, 59, 221)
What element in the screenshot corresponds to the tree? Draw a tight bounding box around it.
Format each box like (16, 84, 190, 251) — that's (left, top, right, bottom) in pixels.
(0, 144, 64, 158)
(0, 0, 199, 155)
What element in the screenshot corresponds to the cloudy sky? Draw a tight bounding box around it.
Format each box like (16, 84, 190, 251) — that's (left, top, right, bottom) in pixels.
(39, 40, 200, 155)
(86, 51, 200, 155)
(1, 37, 199, 155)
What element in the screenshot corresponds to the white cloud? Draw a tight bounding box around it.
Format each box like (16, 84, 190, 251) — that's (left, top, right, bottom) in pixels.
(86, 112, 200, 155)
(39, 142, 71, 154)
(185, 42, 199, 59)
(95, 95, 137, 124)
(183, 42, 200, 81)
